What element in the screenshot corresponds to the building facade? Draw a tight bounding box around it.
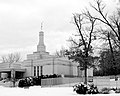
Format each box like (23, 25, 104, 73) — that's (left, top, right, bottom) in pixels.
(0, 29, 93, 79)
(22, 30, 79, 77)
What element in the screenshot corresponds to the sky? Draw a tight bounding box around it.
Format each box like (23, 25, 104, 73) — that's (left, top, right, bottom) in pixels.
(0, 0, 119, 60)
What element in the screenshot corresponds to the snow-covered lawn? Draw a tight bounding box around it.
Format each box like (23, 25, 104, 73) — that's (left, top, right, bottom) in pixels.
(0, 86, 120, 96)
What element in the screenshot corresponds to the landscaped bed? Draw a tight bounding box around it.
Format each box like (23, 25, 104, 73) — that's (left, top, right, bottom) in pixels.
(73, 82, 120, 94)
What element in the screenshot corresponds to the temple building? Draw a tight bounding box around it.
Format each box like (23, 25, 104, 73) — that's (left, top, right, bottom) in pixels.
(22, 30, 79, 77)
(0, 29, 93, 79)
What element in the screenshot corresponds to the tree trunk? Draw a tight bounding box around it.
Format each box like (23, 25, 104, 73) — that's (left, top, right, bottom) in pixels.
(108, 32, 116, 75)
(84, 65, 87, 84)
(84, 51, 89, 85)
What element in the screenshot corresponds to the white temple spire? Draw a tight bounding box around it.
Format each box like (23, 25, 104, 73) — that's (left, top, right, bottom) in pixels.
(37, 23, 46, 52)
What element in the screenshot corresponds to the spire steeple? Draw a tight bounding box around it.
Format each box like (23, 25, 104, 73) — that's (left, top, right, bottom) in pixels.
(37, 23, 46, 52)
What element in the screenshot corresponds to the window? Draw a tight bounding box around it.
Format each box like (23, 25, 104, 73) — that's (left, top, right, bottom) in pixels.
(34, 66, 36, 76)
(40, 66, 43, 76)
(37, 66, 39, 76)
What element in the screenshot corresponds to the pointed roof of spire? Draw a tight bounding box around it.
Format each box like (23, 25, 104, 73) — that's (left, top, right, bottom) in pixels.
(40, 22, 43, 31)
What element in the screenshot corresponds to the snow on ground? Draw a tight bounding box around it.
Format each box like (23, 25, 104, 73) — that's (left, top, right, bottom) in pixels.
(0, 86, 120, 96)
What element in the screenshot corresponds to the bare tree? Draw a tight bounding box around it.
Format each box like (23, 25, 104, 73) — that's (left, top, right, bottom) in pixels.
(89, 0, 120, 77)
(54, 47, 66, 57)
(1, 53, 22, 68)
(90, 0, 120, 49)
(1, 53, 22, 87)
(66, 11, 96, 84)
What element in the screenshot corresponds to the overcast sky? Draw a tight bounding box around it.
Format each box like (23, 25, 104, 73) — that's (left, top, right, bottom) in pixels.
(0, 0, 118, 60)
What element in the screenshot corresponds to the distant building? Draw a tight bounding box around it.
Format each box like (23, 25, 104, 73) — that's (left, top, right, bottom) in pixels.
(0, 29, 93, 79)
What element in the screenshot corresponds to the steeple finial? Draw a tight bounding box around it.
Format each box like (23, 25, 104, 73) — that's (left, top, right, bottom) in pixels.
(41, 22, 43, 30)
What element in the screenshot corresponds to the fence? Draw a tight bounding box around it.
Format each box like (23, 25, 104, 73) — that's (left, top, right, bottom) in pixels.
(93, 76, 110, 90)
(41, 77, 83, 87)
(0, 76, 119, 89)
(41, 76, 120, 89)
(41, 77, 93, 87)
(93, 76, 120, 90)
